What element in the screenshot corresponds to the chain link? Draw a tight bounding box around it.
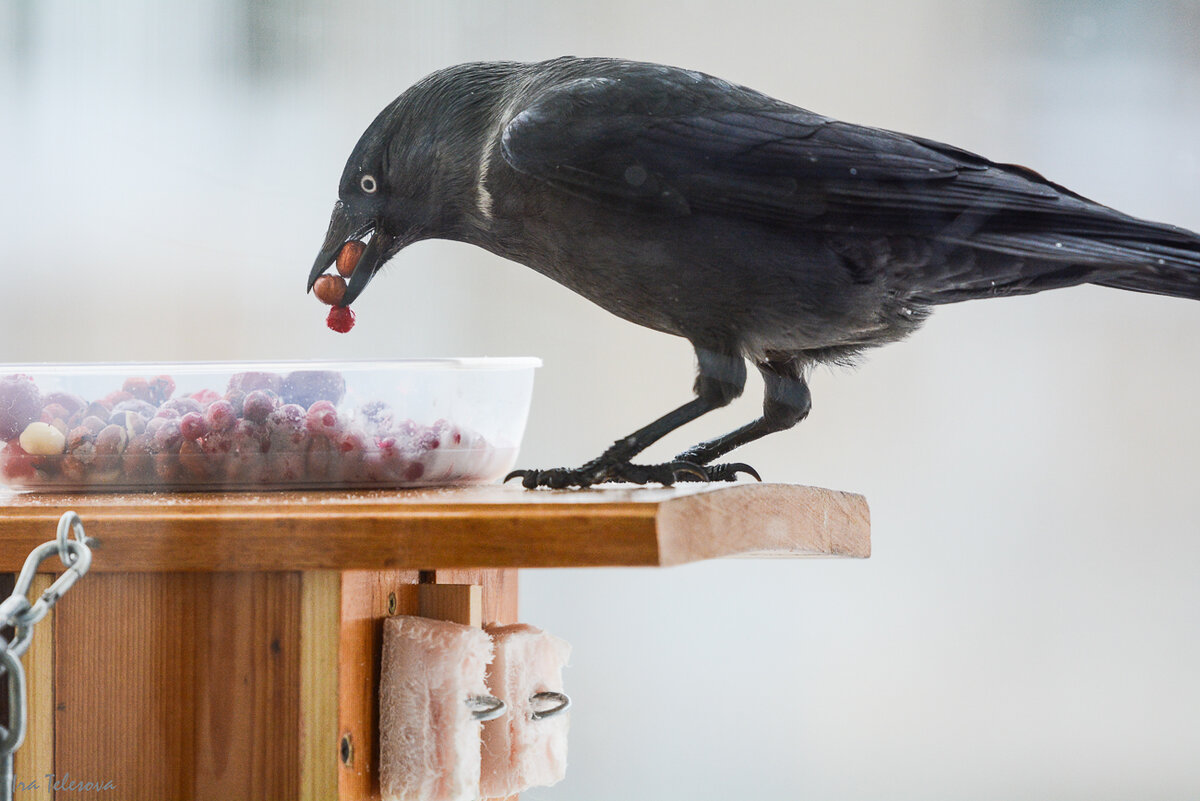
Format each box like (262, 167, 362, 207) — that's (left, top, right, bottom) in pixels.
(0, 512, 93, 800)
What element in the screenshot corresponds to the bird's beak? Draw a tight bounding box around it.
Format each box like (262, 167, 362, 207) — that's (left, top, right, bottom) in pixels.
(307, 201, 395, 306)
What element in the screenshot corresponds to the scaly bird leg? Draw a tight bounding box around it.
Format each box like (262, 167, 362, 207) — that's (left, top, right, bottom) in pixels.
(506, 348, 751, 489)
(672, 359, 811, 481)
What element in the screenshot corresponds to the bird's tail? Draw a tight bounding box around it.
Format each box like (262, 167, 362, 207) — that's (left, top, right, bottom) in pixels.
(922, 221, 1200, 304)
(1090, 236, 1200, 300)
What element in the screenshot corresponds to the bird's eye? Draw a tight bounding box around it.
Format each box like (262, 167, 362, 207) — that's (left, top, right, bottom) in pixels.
(360, 174, 378, 194)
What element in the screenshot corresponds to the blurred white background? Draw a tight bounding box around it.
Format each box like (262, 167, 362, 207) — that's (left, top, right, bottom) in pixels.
(4, 0, 1200, 798)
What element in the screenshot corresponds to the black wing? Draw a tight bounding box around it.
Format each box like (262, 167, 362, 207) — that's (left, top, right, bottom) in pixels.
(500, 71, 1200, 298)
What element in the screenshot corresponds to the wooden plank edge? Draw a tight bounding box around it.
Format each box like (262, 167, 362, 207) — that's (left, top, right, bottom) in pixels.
(654, 483, 871, 566)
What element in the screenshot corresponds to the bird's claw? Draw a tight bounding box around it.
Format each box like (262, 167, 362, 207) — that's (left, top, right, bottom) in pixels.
(670, 461, 762, 482)
(504, 459, 760, 489)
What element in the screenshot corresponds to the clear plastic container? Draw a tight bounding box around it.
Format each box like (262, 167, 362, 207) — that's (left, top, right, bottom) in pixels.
(0, 359, 539, 492)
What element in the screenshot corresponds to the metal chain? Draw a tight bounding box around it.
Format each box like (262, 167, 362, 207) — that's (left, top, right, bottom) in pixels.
(0, 512, 93, 801)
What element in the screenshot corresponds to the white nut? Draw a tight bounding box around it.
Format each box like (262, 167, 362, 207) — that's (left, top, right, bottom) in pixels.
(19, 421, 66, 456)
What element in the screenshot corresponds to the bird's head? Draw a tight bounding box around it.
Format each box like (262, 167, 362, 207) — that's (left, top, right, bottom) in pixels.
(308, 64, 518, 306)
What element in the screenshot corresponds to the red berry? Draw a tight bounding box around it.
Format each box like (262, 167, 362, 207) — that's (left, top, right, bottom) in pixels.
(242, 390, 277, 424)
(43, 391, 86, 417)
(189, 388, 221, 407)
(305, 401, 340, 437)
(205, 400, 237, 433)
(180, 412, 210, 441)
(227, 371, 282, 395)
(0, 441, 36, 482)
(0, 374, 43, 441)
(282, 371, 346, 407)
(150, 375, 176, 404)
(121, 377, 154, 403)
(326, 305, 355, 333)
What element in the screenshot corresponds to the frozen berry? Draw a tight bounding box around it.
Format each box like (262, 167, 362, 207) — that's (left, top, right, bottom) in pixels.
(40, 403, 70, 426)
(282, 371, 346, 407)
(113, 398, 157, 419)
(305, 401, 340, 437)
(178, 439, 212, 481)
(189, 388, 220, 407)
(0, 441, 36, 482)
(149, 375, 176, 404)
(205, 400, 237, 433)
(121, 377, 155, 403)
(227, 372, 282, 395)
(242, 390, 277, 424)
(305, 437, 335, 480)
(337, 240, 365, 277)
(152, 419, 183, 453)
(102, 390, 134, 407)
(267, 404, 308, 449)
(19, 422, 66, 456)
(161, 397, 203, 418)
(180, 412, 210, 441)
(326, 305, 355, 333)
(361, 401, 395, 433)
(0, 374, 42, 441)
(43, 391, 85, 417)
(313, 274, 347, 306)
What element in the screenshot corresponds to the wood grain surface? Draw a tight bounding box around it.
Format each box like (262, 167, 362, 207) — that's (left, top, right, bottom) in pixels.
(0, 483, 869, 572)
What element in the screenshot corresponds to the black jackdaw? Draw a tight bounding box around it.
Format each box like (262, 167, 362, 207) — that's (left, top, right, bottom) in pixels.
(309, 57, 1200, 488)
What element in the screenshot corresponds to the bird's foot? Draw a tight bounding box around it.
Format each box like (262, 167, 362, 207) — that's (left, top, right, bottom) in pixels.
(669, 461, 762, 482)
(505, 458, 759, 489)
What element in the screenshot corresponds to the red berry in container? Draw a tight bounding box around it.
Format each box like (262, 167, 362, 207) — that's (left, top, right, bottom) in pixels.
(227, 372, 282, 395)
(205, 400, 237, 433)
(326, 306, 355, 333)
(150, 375, 176, 404)
(305, 401, 340, 437)
(0, 441, 35, 482)
(242, 390, 277, 424)
(43, 391, 86, 417)
(314, 274, 347, 306)
(103, 390, 134, 407)
(113, 398, 157, 419)
(152, 419, 184, 453)
(227, 420, 268, 483)
(40, 403, 70, 428)
(268, 404, 308, 449)
(121, 377, 155, 404)
(161, 397, 203, 418)
(180, 412, 210, 441)
(336, 240, 365, 277)
(178, 439, 213, 481)
(0, 374, 42, 441)
(282, 371, 346, 408)
(189, 388, 221, 407)
(305, 437, 336, 481)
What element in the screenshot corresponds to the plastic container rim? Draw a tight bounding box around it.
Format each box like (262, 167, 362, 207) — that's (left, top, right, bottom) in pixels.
(0, 357, 542, 375)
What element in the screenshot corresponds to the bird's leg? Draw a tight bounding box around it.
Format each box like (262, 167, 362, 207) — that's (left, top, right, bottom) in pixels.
(673, 359, 811, 480)
(506, 348, 747, 488)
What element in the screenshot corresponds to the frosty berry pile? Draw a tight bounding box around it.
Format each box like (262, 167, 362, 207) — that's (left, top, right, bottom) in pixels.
(0, 370, 507, 491)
